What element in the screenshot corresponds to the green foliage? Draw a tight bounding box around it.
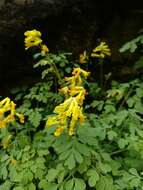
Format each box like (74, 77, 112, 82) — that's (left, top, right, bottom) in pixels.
(119, 35, 143, 53)
(1, 33, 143, 190)
(11, 81, 63, 128)
(2, 76, 143, 189)
(119, 35, 143, 71)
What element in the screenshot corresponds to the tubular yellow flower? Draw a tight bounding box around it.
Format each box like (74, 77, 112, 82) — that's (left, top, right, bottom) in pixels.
(0, 121, 7, 128)
(45, 115, 59, 128)
(72, 67, 90, 78)
(0, 97, 25, 128)
(53, 97, 85, 135)
(41, 44, 49, 55)
(0, 97, 10, 107)
(79, 50, 88, 64)
(4, 114, 15, 123)
(24, 29, 43, 50)
(16, 113, 25, 124)
(24, 29, 41, 37)
(45, 67, 89, 136)
(54, 126, 65, 137)
(91, 42, 111, 59)
(65, 67, 90, 88)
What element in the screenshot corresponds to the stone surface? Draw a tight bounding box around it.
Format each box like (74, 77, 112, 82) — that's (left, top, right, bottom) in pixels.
(0, 0, 143, 92)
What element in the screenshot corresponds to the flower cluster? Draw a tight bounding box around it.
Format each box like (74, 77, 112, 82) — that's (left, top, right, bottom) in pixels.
(79, 42, 111, 64)
(91, 42, 111, 59)
(0, 97, 24, 128)
(46, 67, 90, 136)
(24, 29, 49, 55)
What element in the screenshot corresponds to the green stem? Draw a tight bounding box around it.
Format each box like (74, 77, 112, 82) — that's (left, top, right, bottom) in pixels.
(51, 62, 63, 84)
(100, 60, 104, 90)
(111, 148, 127, 156)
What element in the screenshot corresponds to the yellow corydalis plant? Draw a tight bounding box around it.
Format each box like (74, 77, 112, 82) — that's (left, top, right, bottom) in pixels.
(24, 29, 49, 55)
(91, 42, 111, 59)
(46, 67, 90, 136)
(0, 97, 24, 128)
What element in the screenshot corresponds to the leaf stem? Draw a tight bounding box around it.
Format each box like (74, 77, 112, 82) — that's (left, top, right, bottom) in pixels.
(111, 148, 127, 156)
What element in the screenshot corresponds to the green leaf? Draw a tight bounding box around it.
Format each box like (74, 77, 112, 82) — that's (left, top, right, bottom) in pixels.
(65, 179, 74, 190)
(75, 141, 90, 156)
(13, 187, 25, 190)
(130, 178, 140, 188)
(1, 166, 8, 180)
(98, 163, 111, 174)
(116, 110, 128, 126)
(29, 110, 42, 127)
(59, 185, 64, 190)
(0, 180, 12, 190)
(9, 167, 22, 182)
(134, 56, 143, 69)
(73, 178, 86, 190)
(65, 67, 72, 73)
(64, 153, 76, 170)
(59, 149, 71, 161)
(107, 131, 117, 140)
(136, 87, 143, 98)
(104, 104, 116, 113)
(59, 62, 66, 67)
(27, 183, 36, 190)
(47, 183, 58, 190)
(46, 169, 59, 182)
(96, 177, 106, 190)
(57, 170, 66, 183)
(118, 138, 128, 149)
(87, 169, 99, 187)
(33, 53, 41, 59)
(73, 149, 83, 164)
(96, 176, 115, 190)
(39, 179, 49, 189)
(77, 158, 91, 174)
(129, 168, 139, 177)
(127, 98, 135, 107)
(21, 170, 33, 184)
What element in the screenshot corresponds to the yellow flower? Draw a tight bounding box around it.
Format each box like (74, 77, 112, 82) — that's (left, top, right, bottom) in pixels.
(54, 126, 64, 137)
(54, 97, 85, 135)
(4, 114, 15, 123)
(65, 67, 90, 88)
(24, 29, 43, 50)
(0, 120, 7, 128)
(16, 113, 25, 124)
(41, 44, 49, 55)
(79, 50, 88, 64)
(72, 67, 90, 78)
(45, 67, 89, 136)
(0, 97, 25, 127)
(75, 89, 86, 105)
(45, 115, 59, 128)
(24, 29, 42, 37)
(91, 42, 111, 59)
(59, 86, 69, 96)
(54, 97, 73, 115)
